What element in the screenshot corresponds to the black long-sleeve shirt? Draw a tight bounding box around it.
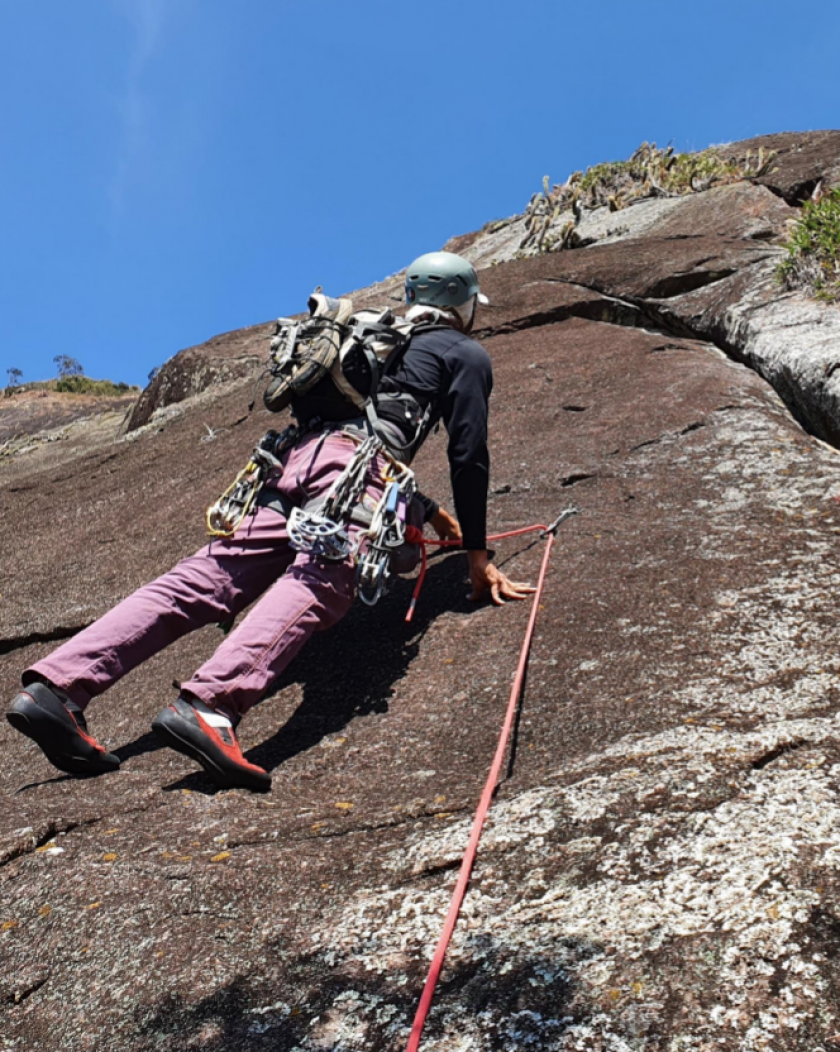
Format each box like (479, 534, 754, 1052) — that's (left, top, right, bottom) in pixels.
(380, 327, 493, 551)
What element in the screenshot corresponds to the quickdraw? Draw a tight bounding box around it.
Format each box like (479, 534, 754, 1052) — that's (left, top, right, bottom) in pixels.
(205, 426, 299, 538)
(287, 434, 419, 604)
(357, 462, 417, 606)
(209, 427, 420, 607)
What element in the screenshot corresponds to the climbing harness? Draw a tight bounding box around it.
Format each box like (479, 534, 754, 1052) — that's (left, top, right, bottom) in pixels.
(205, 426, 299, 538)
(404, 508, 578, 1052)
(209, 420, 422, 606)
(286, 433, 384, 562)
(286, 431, 421, 606)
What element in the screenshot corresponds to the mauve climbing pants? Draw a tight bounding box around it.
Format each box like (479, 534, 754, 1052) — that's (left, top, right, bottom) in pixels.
(25, 432, 387, 720)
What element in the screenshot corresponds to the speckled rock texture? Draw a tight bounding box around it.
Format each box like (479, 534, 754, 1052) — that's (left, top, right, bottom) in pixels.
(0, 388, 138, 453)
(3, 131, 840, 1051)
(127, 322, 273, 431)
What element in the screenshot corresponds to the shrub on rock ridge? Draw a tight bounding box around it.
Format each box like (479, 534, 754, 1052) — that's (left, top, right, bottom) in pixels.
(522, 141, 778, 252)
(779, 185, 840, 303)
(54, 376, 136, 395)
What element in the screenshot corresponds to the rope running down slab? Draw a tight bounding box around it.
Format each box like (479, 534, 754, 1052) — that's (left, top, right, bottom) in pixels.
(403, 509, 576, 1051)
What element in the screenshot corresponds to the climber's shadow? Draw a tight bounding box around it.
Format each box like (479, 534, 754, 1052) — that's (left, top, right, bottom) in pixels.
(163, 551, 471, 792)
(113, 730, 162, 764)
(250, 551, 471, 774)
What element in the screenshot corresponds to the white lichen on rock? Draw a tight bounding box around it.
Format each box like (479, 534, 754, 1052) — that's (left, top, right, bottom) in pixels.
(281, 407, 840, 1051)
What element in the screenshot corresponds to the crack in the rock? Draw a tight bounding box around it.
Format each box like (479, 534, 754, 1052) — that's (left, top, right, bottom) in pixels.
(225, 804, 473, 851)
(0, 820, 88, 869)
(645, 267, 738, 299)
(0, 623, 93, 658)
(751, 738, 809, 770)
(557, 276, 751, 356)
(4, 974, 50, 1006)
(761, 177, 821, 208)
(0, 801, 159, 869)
(629, 420, 707, 453)
(649, 342, 688, 353)
(414, 857, 462, 879)
(559, 472, 597, 488)
(473, 292, 643, 340)
(746, 229, 782, 242)
(474, 272, 747, 352)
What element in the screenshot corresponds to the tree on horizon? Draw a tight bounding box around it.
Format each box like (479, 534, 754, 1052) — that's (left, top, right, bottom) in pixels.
(53, 355, 83, 379)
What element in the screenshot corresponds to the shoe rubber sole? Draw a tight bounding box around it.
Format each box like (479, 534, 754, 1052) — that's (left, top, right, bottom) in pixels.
(7, 692, 119, 777)
(151, 708, 271, 793)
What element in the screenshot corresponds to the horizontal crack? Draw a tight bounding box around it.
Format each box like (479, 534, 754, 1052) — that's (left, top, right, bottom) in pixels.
(0, 801, 159, 869)
(560, 472, 597, 488)
(226, 804, 472, 851)
(629, 420, 707, 453)
(474, 293, 643, 341)
(645, 268, 737, 299)
(0, 820, 86, 870)
(751, 738, 809, 770)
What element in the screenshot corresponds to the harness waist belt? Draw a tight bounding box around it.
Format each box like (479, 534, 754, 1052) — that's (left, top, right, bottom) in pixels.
(256, 487, 376, 529)
(299, 415, 411, 462)
(255, 489, 297, 518)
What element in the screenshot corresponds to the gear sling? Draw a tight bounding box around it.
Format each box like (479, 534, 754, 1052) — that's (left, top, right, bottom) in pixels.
(206, 291, 438, 606)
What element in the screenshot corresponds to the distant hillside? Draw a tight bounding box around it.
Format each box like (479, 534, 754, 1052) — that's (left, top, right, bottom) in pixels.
(0, 381, 139, 450)
(3, 376, 139, 397)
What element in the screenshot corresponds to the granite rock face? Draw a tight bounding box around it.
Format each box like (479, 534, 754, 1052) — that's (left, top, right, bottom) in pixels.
(3, 131, 840, 1051)
(127, 322, 272, 431)
(0, 389, 138, 449)
(720, 130, 840, 203)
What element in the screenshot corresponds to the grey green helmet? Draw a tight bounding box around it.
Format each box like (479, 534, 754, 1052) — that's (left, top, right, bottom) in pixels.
(405, 251, 489, 309)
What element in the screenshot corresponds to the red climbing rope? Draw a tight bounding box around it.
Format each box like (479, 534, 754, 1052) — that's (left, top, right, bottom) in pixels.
(404, 523, 554, 624)
(403, 511, 575, 1052)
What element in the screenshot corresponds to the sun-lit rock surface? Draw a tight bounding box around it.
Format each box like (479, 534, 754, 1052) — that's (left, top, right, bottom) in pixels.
(3, 131, 840, 1050)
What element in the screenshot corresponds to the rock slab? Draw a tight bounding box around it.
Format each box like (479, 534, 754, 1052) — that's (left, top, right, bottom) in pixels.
(3, 131, 840, 1051)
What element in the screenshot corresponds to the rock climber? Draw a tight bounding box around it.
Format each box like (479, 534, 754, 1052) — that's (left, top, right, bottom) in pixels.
(7, 251, 534, 792)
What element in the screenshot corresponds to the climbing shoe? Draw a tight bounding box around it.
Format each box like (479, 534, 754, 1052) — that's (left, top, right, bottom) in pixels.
(151, 696, 271, 793)
(6, 680, 120, 777)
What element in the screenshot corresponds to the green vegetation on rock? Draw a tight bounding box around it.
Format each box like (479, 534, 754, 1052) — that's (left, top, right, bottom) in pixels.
(778, 186, 840, 303)
(54, 376, 136, 395)
(522, 141, 777, 253)
(2, 376, 139, 397)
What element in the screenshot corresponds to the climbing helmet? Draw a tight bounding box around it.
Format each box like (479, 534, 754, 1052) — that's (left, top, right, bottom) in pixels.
(405, 251, 489, 309)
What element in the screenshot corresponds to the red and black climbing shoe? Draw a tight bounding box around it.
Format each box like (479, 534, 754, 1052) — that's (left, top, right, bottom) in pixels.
(6, 680, 120, 777)
(151, 696, 271, 793)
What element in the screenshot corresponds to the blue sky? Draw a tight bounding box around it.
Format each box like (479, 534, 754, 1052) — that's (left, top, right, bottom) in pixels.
(1, 0, 838, 387)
